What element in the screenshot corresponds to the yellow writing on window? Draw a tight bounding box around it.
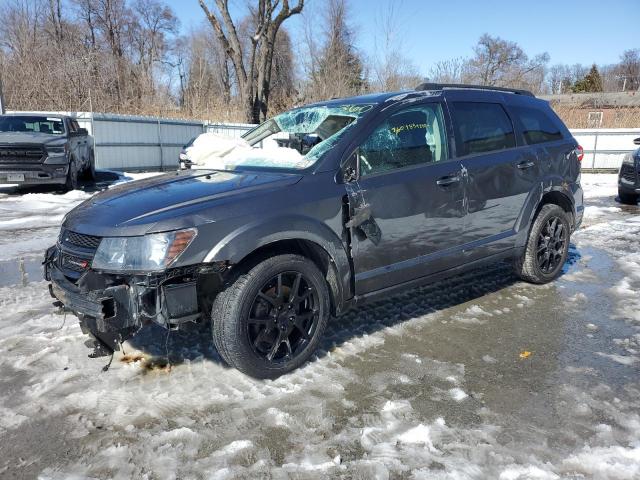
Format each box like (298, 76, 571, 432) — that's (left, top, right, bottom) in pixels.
(391, 123, 427, 135)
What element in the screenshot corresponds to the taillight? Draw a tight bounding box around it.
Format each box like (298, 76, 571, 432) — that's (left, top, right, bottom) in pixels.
(576, 145, 584, 162)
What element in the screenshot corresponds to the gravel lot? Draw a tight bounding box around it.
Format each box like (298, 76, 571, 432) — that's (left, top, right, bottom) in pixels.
(0, 173, 639, 480)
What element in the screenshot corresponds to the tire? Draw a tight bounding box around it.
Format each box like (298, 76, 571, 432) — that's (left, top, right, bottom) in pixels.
(83, 151, 96, 181)
(514, 204, 571, 284)
(61, 161, 78, 192)
(618, 189, 639, 205)
(211, 254, 330, 379)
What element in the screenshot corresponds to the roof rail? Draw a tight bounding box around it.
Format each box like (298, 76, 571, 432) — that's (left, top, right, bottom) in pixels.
(415, 83, 535, 97)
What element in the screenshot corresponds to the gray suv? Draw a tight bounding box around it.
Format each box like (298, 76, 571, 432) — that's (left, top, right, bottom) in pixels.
(0, 114, 95, 190)
(44, 84, 584, 378)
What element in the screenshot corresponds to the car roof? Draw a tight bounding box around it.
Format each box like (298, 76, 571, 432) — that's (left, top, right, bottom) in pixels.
(308, 84, 539, 109)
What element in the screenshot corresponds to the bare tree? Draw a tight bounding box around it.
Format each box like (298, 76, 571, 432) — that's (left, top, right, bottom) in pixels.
(370, 1, 421, 91)
(617, 49, 640, 91)
(428, 58, 466, 84)
(305, 0, 365, 101)
(197, 0, 304, 123)
(465, 34, 549, 93)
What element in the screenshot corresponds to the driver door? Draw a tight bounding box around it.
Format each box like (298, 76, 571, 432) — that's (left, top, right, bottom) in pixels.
(345, 101, 467, 295)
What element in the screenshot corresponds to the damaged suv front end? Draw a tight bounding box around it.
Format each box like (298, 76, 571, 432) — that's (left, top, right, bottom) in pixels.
(43, 100, 374, 356)
(44, 226, 226, 352)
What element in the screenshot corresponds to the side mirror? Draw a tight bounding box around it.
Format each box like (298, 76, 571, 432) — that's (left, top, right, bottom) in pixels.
(634, 137, 640, 146)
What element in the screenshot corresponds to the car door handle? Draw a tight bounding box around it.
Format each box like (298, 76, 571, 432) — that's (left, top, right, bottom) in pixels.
(517, 161, 535, 169)
(436, 175, 461, 186)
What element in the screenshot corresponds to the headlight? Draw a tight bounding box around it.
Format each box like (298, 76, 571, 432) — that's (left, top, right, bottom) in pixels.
(92, 228, 197, 272)
(44, 144, 69, 164)
(47, 146, 67, 156)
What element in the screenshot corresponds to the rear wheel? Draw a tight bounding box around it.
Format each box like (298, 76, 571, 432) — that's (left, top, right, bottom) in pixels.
(515, 204, 571, 284)
(211, 254, 330, 379)
(618, 189, 638, 205)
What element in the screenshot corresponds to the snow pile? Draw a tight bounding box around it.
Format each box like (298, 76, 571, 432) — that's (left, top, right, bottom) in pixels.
(184, 133, 306, 170)
(581, 173, 619, 200)
(0, 189, 89, 231)
(185, 133, 251, 169)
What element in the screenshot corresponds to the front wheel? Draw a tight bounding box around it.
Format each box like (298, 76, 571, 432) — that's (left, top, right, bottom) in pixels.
(618, 189, 638, 205)
(514, 204, 571, 284)
(211, 254, 330, 379)
(84, 150, 96, 181)
(61, 161, 78, 192)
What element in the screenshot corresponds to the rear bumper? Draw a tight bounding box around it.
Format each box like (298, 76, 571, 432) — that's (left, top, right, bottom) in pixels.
(572, 182, 584, 231)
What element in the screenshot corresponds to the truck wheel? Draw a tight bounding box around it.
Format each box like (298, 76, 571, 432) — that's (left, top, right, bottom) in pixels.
(62, 161, 78, 192)
(84, 151, 96, 181)
(618, 189, 638, 205)
(211, 254, 330, 379)
(514, 204, 571, 284)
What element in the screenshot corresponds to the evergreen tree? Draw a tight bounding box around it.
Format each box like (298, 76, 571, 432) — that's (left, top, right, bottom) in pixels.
(572, 64, 604, 93)
(311, 0, 366, 99)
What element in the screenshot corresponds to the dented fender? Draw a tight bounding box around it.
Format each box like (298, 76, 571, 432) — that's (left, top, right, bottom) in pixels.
(203, 214, 354, 309)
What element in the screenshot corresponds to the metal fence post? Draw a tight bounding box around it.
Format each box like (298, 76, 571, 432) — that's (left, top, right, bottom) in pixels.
(157, 119, 164, 170)
(592, 130, 599, 169)
(0, 77, 5, 114)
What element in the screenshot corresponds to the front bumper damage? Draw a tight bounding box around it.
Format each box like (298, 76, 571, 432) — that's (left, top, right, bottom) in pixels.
(44, 245, 224, 352)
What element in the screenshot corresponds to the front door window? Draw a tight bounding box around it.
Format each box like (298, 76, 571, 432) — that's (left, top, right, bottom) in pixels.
(359, 104, 449, 177)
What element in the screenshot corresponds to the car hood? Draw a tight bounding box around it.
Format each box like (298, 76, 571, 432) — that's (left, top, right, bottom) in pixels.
(0, 132, 67, 146)
(64, 169, 303, 236)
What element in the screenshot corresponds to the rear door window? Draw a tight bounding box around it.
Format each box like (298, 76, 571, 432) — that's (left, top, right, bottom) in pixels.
(358, 103, 449, 177)
(450, 102, 515, 156)
(511, 106, 563, 145)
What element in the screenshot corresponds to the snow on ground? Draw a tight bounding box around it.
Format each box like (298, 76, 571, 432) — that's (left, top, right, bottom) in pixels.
(0, 171, 163, 262)
(0, 173, 639, 479)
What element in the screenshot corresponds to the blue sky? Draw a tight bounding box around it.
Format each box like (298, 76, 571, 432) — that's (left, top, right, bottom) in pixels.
(174, 0, 638, 75)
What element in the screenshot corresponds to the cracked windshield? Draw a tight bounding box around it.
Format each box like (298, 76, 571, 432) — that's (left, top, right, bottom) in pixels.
(186, 104, 373, 170)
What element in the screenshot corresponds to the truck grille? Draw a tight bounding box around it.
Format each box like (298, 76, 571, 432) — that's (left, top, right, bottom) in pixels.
(0, 144, 46, 164)
(620, 164, 637, 183)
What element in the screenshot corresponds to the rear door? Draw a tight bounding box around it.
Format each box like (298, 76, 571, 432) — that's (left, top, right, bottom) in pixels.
(446, 93, 539, 259)
(345, 100, 466, 294)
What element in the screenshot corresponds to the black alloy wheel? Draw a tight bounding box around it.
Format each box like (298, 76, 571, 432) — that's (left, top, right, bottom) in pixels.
(211, 254, 330, 378)
(536, 216, 567, 274)
(247, 271, 319, 363)
(514, 203, 571, 284)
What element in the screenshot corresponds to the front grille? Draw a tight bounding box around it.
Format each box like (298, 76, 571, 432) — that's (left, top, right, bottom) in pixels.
(57, 230, 101, 280)
(61, 230, 102, 250)
(621, 164, 637, 183)
(0, 144, 46, 164)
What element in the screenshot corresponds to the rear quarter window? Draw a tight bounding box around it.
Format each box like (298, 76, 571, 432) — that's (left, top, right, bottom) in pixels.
(511, 105, 563, 145)
(450, 102, 515, 157)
